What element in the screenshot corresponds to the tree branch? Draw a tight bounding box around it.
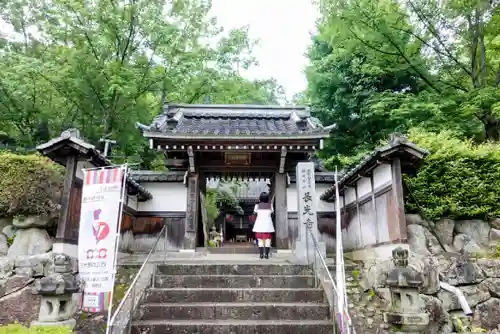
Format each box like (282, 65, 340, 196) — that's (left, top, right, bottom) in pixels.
(405, 0, 474, 81)
(348, 27, 401, 56)
(355, 8, 442, 93)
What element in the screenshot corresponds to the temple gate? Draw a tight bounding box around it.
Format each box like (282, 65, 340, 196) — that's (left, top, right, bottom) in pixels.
(137, 103, 332, 251)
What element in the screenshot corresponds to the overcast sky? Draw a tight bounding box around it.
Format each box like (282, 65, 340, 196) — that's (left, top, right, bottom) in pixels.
(211, 0, 319, 98)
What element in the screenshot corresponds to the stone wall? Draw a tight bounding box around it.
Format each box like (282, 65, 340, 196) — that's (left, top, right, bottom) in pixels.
(0, 216, 55, 325)
(357, 213, 500, 333)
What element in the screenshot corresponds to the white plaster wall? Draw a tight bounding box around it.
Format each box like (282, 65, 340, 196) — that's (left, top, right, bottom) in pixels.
(286, 184, 298, 212)
(357, 177, 372, 198)
(315, 183, 332, 212)
(126, 195, 138, 211)
(75, 160, 95, 180)
(373, 163, 392, 189)
(287, 183, 331, 212)
(345, 187, 356, 205)
(138, 182, 187, 212)
(330, 195, 345, 211)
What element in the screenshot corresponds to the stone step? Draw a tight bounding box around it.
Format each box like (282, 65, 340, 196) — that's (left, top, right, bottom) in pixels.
(154, 274, 316, 289)
(155, 264, 312, 276)
(143, 288, 325, 303)
(137, 302, 330, 321)
(131, 319, 334, 334)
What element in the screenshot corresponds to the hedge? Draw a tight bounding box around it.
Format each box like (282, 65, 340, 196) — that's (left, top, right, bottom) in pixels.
(404, 128, 500, 221)
(0, 152, 63, 217)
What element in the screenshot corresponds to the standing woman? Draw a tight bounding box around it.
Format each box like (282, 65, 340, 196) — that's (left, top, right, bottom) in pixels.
(252, 192, 275, 259)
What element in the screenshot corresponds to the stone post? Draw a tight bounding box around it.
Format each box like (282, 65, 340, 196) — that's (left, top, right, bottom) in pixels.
(294, 162, 325, 264)
(183, 173, 199, 250)
(273, 172, 288, 251)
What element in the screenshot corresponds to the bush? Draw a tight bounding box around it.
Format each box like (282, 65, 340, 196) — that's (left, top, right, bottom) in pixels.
(405, 128, 500, 221)
(0, 152, 63, 217)
(0, 324, 72, 334)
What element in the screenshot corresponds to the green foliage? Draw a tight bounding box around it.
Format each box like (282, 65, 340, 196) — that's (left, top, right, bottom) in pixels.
(0, 0, 284, 161)
(0, 152, 63, 217)
(405, 128, 500, 221)
(0, 324, 72, 334)
(7, 235, 14, 247)
(324, 150, 370, 171)
(204, 182, 244, 229)
(310, 0, 500, 161)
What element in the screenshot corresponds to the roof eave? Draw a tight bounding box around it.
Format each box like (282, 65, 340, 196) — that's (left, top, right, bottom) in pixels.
(142, 131, 330, 141)
(319, 139, 428, 202)
(37, 132, 153, 202)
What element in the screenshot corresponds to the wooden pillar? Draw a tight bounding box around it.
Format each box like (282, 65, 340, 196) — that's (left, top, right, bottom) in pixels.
(55, 155, 78, 244)
(370, 173, 379, 244)
(391, 157, 407, 242)
(274, 172, 288, 250)
(184, 173, 199, 249)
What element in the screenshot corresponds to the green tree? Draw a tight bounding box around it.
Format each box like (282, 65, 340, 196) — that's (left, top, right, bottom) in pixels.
(0, 0, 283, 160)
(309, 0, 500, 161)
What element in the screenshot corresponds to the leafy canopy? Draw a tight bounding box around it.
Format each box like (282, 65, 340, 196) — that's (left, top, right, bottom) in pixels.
(0, 0, 286, 166)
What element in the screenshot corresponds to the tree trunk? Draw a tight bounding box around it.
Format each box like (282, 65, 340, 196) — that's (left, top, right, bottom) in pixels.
(483, 114, 500, 141)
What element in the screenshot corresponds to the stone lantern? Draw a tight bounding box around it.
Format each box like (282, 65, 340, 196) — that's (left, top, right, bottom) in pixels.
(383, 247, 430, 333)
(31, 253, 81, 329)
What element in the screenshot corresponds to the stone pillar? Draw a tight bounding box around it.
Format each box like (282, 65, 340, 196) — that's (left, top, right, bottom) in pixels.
(390, 157, 407, 243)
(294, 162, 325, 264)
(183, 173, 199, 250)
(274, 172, 288, 250)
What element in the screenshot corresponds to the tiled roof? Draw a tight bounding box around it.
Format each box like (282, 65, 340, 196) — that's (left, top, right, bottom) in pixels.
(319, 134, 429, 202)
(137, 104, 333, 139)
(130, 170, 186, 182)
(37, 129, 153, 201)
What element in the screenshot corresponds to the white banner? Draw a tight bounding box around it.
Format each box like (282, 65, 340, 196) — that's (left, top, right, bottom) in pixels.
(78, 166, 126, 303)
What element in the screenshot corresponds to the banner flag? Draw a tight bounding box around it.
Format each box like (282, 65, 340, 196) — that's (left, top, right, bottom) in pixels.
(78, 166, 126, 312)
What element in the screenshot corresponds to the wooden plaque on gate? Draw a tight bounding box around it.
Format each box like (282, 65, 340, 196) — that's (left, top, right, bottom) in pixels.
(224, 153, 251, 166)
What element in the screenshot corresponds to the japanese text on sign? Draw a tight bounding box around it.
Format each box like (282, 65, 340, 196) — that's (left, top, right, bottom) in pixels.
(296, 162, 318, 233)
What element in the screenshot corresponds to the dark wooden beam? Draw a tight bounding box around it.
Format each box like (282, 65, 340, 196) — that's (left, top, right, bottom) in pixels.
(56, 155, 78, 243)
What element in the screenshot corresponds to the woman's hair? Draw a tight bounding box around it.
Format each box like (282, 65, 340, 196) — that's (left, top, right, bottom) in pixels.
(259, 192, 269, 203)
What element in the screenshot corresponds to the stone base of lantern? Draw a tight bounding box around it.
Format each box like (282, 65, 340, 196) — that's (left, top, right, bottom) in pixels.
(37, 293, 81, 323)
(31, 318, 76, 329)
(383, 312, 430, 333)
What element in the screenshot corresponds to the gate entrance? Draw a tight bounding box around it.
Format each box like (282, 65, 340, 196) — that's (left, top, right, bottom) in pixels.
(138, 103, 332, 251)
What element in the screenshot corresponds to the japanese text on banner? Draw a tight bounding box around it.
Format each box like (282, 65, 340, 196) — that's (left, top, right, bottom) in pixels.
(78, 167, 125, 294)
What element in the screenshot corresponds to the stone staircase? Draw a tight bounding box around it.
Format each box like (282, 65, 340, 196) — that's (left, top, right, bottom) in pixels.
(131, 263, 334, 333)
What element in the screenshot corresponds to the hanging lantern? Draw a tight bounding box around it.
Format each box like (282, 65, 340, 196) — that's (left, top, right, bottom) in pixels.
(225, 214, 233, 222)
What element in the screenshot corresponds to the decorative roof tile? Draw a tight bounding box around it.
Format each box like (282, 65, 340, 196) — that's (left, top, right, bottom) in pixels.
(138, 104, 333, 139)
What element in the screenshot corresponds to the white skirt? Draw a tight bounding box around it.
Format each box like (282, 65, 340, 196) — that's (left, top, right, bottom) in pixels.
(252, 216, 275, 233)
